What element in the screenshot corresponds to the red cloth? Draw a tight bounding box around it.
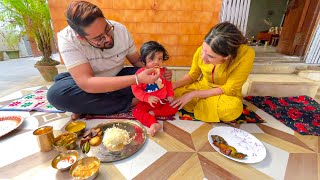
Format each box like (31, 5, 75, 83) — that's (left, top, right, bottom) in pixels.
(132, 67, 177, 127)
(132, 101, 178, 127)
(132, 68, 174, 102)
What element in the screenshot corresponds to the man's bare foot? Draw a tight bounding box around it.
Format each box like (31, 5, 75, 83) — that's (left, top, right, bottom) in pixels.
(150, 123, 162, 136)
(148, 110, 155, 116)
(130, 98, 139, 107)
(71, 113, 82, 120)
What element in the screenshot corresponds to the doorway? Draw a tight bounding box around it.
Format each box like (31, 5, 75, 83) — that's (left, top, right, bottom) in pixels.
(220, 0, 320, 61)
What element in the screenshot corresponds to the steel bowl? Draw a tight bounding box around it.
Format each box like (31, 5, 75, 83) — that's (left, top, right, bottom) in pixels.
(69, 156, 100, 180)
(51, 150, 79, 170)
(53, 132, 77, 152)
(65, 121, 86, 136)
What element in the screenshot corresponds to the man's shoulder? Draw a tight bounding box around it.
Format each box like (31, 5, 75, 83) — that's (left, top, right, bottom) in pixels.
(110, 20, 130, 35)
(57, 26, 77, 40)
(110, 20, 126, 29)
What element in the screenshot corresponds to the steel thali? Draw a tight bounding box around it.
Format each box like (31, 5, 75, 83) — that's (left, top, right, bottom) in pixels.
(83, 120, 147, 162)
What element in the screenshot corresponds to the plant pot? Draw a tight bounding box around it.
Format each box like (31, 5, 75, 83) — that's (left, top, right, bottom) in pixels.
(6, 50, 20, 59)
(0, 52, 4, 61)
(34, 65, 58, 82)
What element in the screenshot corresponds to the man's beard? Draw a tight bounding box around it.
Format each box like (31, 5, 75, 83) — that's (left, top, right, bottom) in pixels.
(101, 38, 114, 50)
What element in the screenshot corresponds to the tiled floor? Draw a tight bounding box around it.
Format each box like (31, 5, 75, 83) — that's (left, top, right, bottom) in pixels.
(0, 86, 318, 180)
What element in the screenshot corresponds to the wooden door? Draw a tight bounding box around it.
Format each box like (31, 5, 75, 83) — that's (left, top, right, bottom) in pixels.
(277, 0, 320, 56)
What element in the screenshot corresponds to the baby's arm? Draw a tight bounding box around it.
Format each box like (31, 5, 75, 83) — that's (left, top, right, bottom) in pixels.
(131, 68, 152, 102)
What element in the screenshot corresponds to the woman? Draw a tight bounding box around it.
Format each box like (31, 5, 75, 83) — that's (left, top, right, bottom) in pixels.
(171, 22, 255, 122)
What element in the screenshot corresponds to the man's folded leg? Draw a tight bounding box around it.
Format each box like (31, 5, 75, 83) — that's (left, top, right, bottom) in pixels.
(47, 72, 134, 115)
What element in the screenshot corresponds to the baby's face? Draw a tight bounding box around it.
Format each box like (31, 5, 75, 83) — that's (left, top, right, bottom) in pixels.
(146, 51, 164, 69)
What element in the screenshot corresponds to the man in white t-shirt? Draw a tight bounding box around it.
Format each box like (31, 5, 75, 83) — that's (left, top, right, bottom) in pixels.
(47, 1, 172, 119)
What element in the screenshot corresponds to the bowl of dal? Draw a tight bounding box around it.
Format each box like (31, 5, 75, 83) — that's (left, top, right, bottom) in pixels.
(69, 156, 100, 180)
(65, 121, 86, 136)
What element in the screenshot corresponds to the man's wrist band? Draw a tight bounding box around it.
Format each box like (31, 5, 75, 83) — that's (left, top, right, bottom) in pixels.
(134, 73, 139, 85)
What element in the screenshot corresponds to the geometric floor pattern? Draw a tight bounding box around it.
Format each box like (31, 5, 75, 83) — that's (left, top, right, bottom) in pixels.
(0, 86, 318, 180)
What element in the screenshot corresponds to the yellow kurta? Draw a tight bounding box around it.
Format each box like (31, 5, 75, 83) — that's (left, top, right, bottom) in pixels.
(174, 45, 255, 122)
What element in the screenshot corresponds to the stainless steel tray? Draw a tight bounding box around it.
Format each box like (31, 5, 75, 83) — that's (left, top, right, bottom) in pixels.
(83, 120, 147, 162)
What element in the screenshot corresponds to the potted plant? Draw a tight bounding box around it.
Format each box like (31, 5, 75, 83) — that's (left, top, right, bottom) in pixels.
(0, 0, 60, 81)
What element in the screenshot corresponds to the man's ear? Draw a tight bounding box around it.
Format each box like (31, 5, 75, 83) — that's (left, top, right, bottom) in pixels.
(76, 34, 85, 40)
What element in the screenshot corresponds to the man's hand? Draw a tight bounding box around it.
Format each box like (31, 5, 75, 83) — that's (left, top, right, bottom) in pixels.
(162, 67, 172, 81)
(170, 92, 195, 110)
(137, 68, 160, 84)
(148, 96, 160, 107)
(167, 96, 174, 103)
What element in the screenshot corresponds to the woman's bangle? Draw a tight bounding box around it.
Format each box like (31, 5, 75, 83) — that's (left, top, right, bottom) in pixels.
(134, 73, 139, 85)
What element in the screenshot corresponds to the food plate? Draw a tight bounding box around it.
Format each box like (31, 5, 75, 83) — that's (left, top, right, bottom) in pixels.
(208, 127, 266, 163)
(0, 116, 24, 137)
(83, 120, 147, 162)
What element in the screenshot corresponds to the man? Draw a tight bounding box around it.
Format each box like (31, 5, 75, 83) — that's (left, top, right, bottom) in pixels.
(47, 1, 172, 119)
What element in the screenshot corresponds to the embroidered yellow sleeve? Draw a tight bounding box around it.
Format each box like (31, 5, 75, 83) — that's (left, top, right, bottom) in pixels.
(188, 46, 202, 81)
(220, 48, 255, 96)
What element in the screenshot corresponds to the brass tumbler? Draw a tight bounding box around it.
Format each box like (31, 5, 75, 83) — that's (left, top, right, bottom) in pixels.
(33, 126, 54, 152)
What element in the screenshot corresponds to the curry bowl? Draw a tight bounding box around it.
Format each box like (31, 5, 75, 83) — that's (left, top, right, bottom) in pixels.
(65, 120, 86, 136)
(53, 132, 77, 152)
(69, 156, 100, 180)
(51, 150, 79, 170)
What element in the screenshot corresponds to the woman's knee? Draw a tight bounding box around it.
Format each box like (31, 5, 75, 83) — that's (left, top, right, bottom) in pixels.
(217, 96, 242, 121)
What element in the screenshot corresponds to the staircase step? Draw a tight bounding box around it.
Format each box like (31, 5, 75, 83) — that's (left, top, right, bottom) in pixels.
(245, 74, 319, 98)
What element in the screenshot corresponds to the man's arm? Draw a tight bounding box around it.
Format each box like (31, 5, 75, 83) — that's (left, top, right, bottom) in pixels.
(69, 63, 158, 93)
(126, 52, 144, 67)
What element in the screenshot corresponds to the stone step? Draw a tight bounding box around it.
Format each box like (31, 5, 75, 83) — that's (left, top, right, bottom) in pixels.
(297, 70, 320, 102)
(58, 61, 318, 75)
(170, 63, 316, 75)
(244, 74, 319, 98)
(57, 65, 319, 98)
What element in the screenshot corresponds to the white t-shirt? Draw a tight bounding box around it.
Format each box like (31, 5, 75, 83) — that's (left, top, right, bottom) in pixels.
(57, 20, 136, 77)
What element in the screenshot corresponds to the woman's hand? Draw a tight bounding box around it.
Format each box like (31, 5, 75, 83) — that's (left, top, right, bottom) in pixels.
(167, 96, 174, 103)
(172, 82, 177, 90)
(148, 96, 160, 107)
(170, 92, 196, 110)
(162, 67, 172, 81)
(137, 68, 160, 84)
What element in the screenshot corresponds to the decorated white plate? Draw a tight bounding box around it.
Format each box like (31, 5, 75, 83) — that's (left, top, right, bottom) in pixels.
(0, 116, 24, 137)
(208, 127, 266, 163)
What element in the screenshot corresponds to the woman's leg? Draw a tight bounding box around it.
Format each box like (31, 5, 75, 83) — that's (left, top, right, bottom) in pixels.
(193, 94, 242, 122)
(217, 95, 243, 122)
(174, 82, 201, 113)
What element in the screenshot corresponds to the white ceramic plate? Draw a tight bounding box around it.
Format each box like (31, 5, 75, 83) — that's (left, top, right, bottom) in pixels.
(0, 116, 24, 137)
(208, 127, 266, 163)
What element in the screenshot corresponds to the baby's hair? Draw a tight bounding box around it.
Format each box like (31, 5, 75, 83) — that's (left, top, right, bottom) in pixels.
(140, 41, 169, 65)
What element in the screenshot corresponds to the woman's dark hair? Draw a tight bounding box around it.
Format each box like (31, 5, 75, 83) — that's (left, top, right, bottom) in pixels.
(204, 22, 247, 60)
(66, 1, 105, 36)
(140, 41, 169, 64)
